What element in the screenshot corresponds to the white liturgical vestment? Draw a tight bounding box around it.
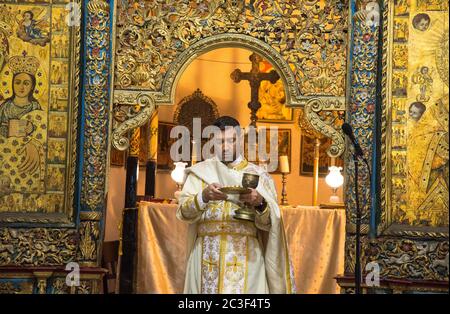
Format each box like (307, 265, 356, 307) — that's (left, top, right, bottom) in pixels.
(176, 156, 296, 294)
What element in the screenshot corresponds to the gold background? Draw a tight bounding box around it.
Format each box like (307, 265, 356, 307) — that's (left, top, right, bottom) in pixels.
(389, 1, 449, 227)
(0, 0, 73, 215)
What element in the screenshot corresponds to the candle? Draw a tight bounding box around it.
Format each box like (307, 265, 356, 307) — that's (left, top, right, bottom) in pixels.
(192, 139, 198, 165)
(279, 155, 289, 173)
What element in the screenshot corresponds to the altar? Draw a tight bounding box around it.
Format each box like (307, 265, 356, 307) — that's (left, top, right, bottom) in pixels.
(135, 201, 345, 294)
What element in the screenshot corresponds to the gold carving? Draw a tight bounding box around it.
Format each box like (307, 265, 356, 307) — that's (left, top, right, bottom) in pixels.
(129, 127, 140, 157)
(222, 0, 245, 23)
(148, 112, 158, 162)
(173, 88, 219, 138)
(113, 0, 349, 149)
(301, 98, 346, 158)
(78, 221, 99, 262)
(87, 0, 109, 14)
(154, 33, 302, 106)
(0, 0, 110, 294)
(114, 1, 348, 97)
(77, 281, 92, 294)
(112, 33, 346, 150)
(0, 281, 33, 294)
(345, 235, 449, 282)
(79, 211, 102, 221)
(51, 278, 69, 294)
(0, 228, 77, 266)
(112, 92, 157, 151)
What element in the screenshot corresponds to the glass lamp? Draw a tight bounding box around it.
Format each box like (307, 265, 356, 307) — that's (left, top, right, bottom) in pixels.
(171, 162, 187, 200)
(325, 166, 344, 203)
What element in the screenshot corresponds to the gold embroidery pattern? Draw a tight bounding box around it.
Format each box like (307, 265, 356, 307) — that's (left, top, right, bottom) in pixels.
(194, 194, 203, 212)
(204, 202, 223, 220)
(180, 195, 200, 220)
(230, 159, 249, 171)
(201, 235, 220, 294)
(199, 197, 253, 294)
(222, 235, 247, 294)
(218, 234, 227, 293)
(198, 221, 257, 238)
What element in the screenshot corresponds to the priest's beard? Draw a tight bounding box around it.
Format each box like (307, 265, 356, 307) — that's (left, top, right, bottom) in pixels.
(220, 149, 237, 165)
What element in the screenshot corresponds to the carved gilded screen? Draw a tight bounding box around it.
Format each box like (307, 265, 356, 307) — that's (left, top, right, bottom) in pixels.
(381, 1, 448, 236)
(0, 1, 79, 226)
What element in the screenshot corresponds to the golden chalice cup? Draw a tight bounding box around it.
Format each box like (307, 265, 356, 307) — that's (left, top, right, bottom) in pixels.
(234, 173, 260, 222)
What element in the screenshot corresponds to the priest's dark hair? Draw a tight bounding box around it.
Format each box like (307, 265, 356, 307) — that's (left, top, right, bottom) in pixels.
(212, 116, 240, 130)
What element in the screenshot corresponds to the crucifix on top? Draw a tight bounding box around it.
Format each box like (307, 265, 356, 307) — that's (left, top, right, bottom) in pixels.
(230, 53, 280, 127)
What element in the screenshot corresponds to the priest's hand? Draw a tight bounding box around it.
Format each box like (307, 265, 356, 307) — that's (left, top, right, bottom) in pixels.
(202, 183, 227, 203)
(240, 188, 264, 207)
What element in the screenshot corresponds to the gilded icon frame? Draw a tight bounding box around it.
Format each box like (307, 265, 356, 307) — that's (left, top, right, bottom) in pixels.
(0, 1, 81, 227)
(378, 0, 448, 239)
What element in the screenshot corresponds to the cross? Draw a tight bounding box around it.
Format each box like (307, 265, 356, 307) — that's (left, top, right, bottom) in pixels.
(226, 255, 243, 273)
(202, 255, 218, 272)
(230, 53, 280, 127)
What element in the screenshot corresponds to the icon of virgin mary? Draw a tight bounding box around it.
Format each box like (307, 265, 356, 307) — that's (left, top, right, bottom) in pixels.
(0, 51, 46, 194)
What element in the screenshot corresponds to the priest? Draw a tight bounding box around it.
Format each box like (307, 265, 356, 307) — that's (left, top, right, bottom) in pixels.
(176, 116, 296, 294)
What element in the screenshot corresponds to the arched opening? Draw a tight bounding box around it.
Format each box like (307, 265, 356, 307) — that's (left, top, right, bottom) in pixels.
(161, 47, 343, 204)
(105, 47, 344, 241)
(156, 33, 301, 107)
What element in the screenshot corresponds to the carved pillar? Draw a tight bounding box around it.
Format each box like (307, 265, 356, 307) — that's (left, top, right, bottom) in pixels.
(125, 127, 140, 208)
(119, 127, 140, 293)
(339, 0, 381, 290)
(112, 91, 157, 293)
(77, 0, 112, 277)
(345, 0, 381, 240)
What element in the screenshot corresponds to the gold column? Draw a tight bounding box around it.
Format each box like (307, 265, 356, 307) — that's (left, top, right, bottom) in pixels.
(129, 127, 140, 158)
(148, 112, 158, 162)
(312, 138, 320, 206)
(145, 111, 158, 197)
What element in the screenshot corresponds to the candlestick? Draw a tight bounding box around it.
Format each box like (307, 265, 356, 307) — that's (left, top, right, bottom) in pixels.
(279, 155, 289, 206)
(281, 173, 289, 206)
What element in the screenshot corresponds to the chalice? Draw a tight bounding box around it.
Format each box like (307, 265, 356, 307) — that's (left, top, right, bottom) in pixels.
(233, 173, 260, 222)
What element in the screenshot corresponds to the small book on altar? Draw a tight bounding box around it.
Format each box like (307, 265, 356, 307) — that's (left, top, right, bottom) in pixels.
(8, 119, 27, 137)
